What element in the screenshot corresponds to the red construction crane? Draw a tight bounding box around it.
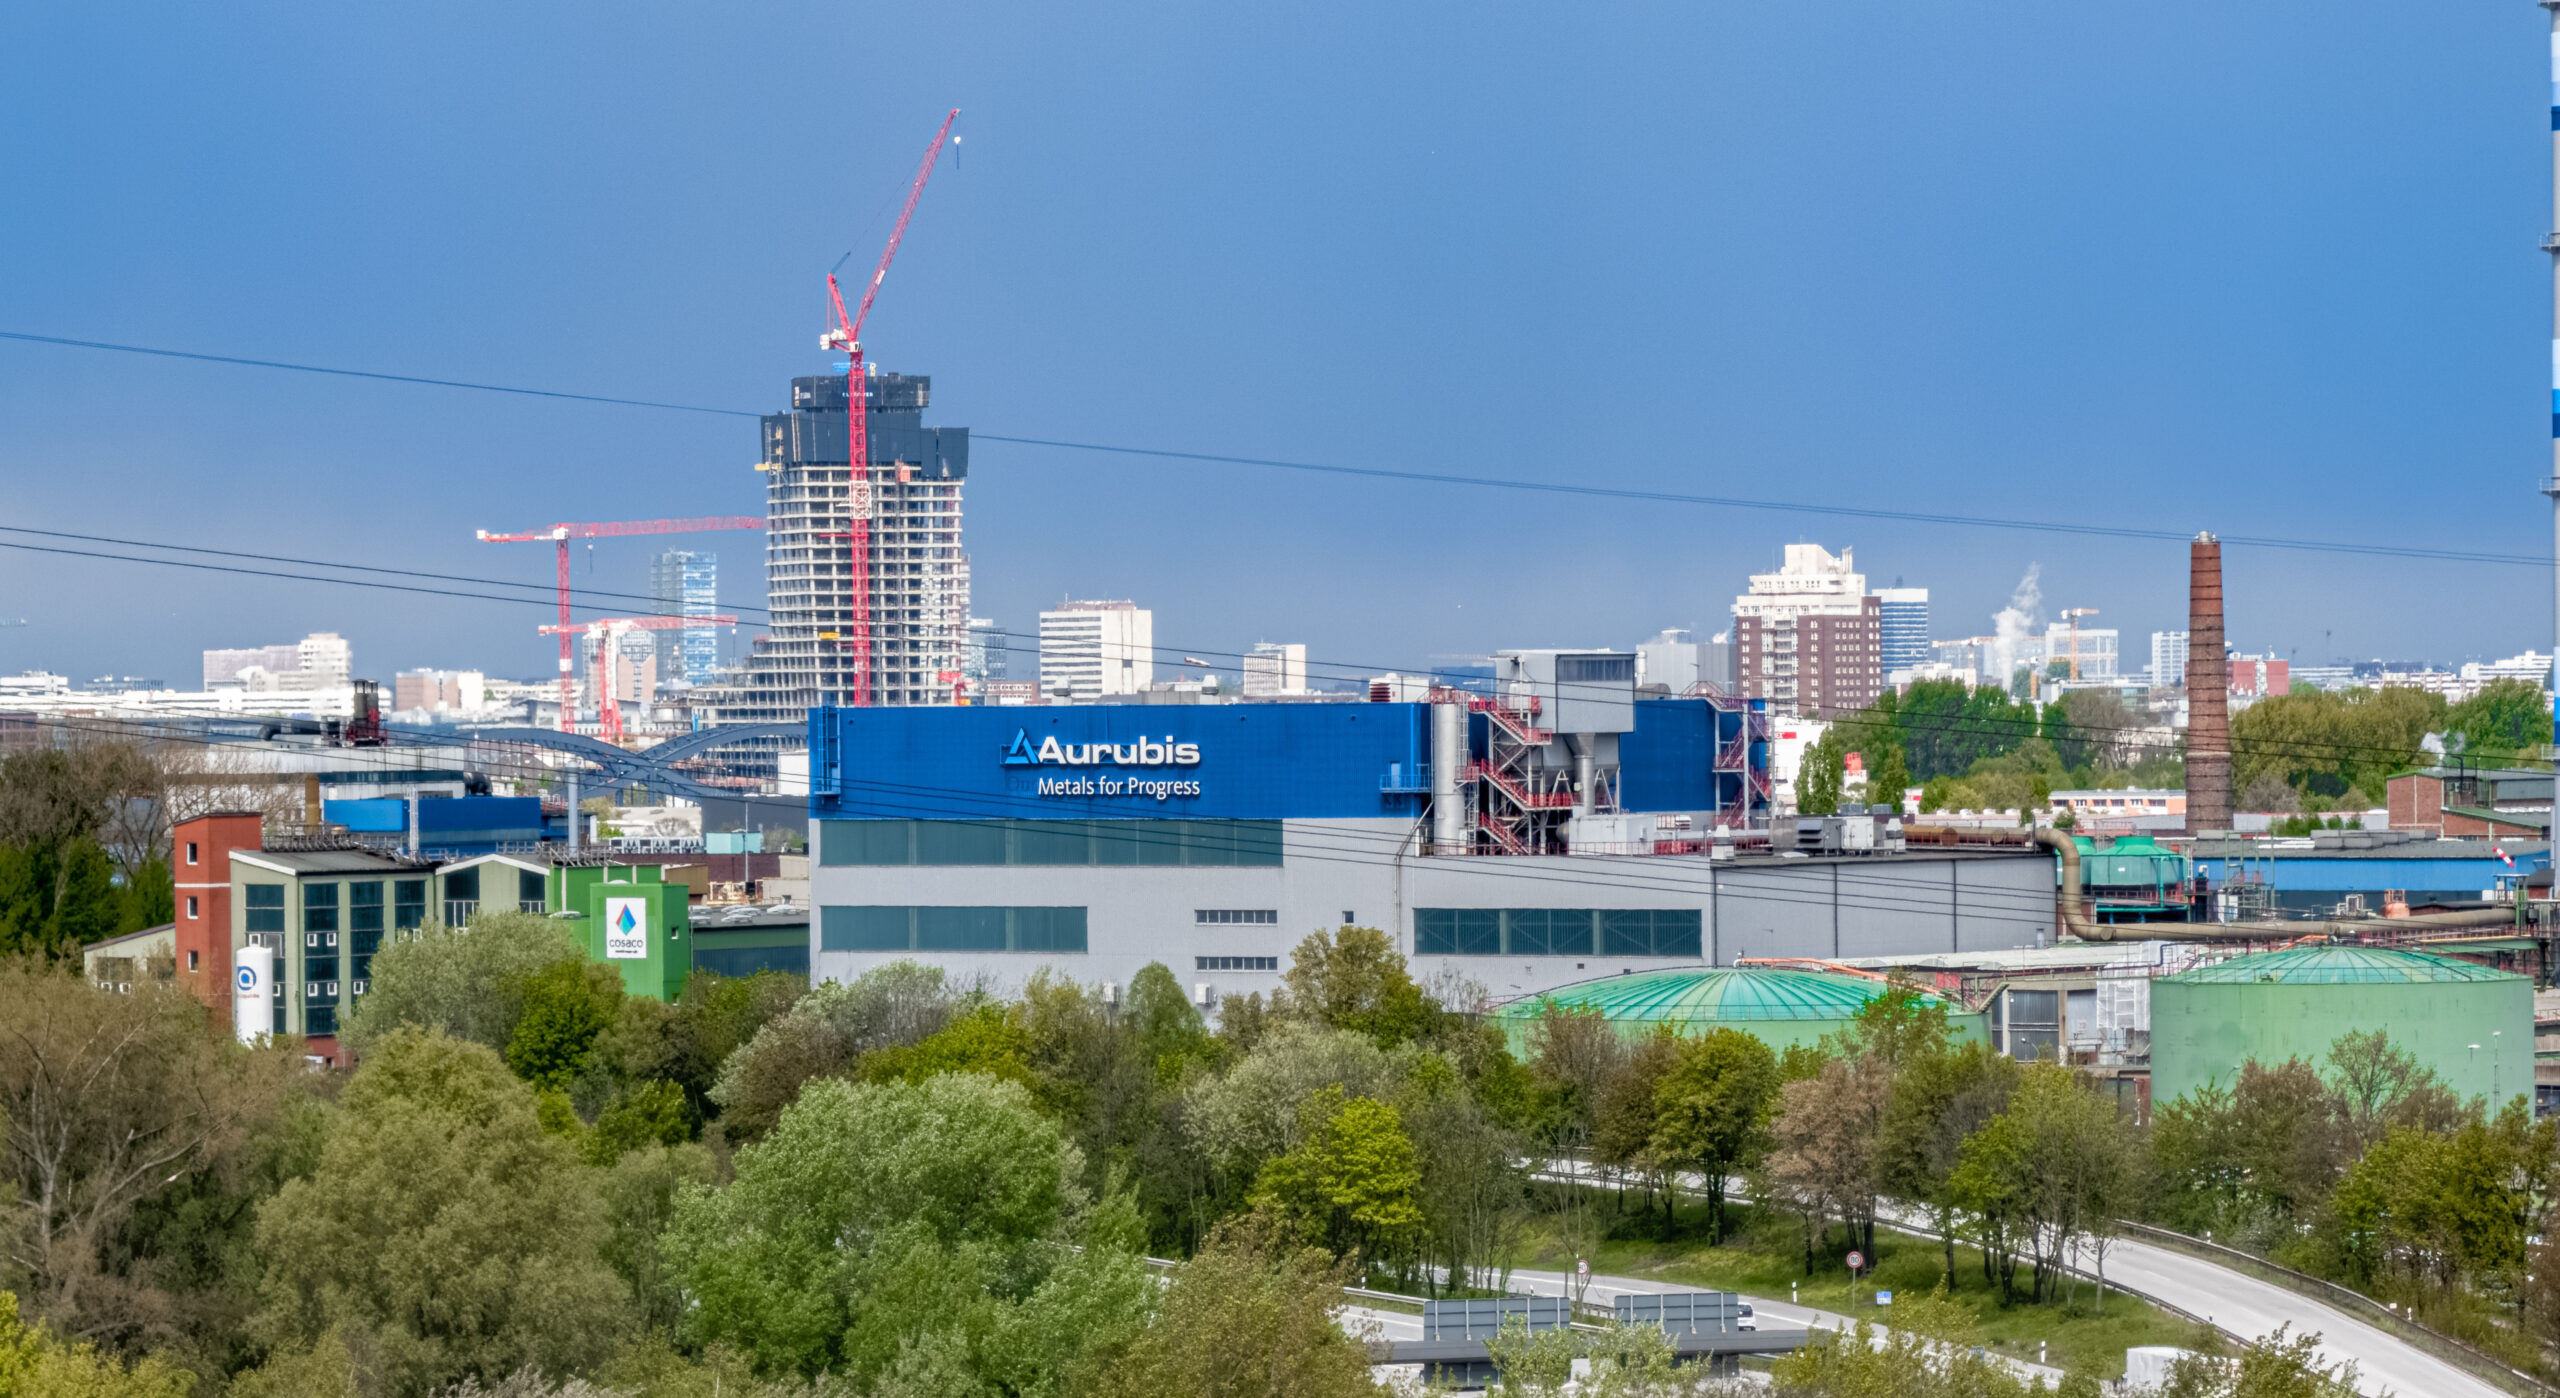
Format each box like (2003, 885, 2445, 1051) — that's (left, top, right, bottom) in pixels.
(540, 614, 740, 743)
(480, 517, 762, 731)
(819, 108, 958, 709)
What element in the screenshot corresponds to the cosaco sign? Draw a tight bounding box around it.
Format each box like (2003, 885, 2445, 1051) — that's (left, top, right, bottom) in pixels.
(1002, 729, 1203, 801)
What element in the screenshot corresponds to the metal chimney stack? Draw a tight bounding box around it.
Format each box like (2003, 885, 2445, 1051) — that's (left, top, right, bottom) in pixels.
(2185, 532, 2232, 835)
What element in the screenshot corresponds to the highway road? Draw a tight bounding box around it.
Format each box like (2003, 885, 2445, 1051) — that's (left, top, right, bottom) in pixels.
(1534, 1159, 2505, 1397)
(2054, 1231, 2502, 1398)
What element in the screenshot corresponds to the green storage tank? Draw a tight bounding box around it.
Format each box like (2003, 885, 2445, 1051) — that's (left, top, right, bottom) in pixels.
(2150, 946, 2531, 1109)
(1494, 967, 1981, 1058)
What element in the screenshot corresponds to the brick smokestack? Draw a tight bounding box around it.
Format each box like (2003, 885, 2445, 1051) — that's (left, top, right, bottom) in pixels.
(2184, 531, 2231, 834)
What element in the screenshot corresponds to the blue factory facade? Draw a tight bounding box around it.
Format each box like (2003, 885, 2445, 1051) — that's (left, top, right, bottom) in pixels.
(802, 696, 2055, 1004)
(807, 698, 1764, 826)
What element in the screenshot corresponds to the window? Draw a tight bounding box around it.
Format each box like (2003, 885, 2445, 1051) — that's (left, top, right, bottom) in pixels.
(245, 884, 286, 934)
(185, 896, 199, 920)
(303, 883, 339, 934)
(1196, 909, 1278, 925)
(518, 869, 547, 911)
(1414, 909, 1499, 956)
(394, 879, 427, 930)
(185, 841, 199, 866)
(1196, 956, 1279, 972)
(186, 950, 199, 971)
(821, 819, 1282, 869)
(821, 905, 1088, 954)
(1558, 655, 1634, 683)
(1414, 908, 1701, 958)
(350, 882, 384, 934)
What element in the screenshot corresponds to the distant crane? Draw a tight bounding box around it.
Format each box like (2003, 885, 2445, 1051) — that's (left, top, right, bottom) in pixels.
(2060, 607, 2100, 682)
(540, 614, 738, 743)
(480, 517, 762, 731)
(819, 108, 959, 709)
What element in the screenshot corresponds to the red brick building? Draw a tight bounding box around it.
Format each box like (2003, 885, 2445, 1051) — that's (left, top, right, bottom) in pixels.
(173, 811, 265, 1013)
(2387, 767, 2549, 840)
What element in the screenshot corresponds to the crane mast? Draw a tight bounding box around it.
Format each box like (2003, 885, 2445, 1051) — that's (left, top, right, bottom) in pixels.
(480, 516, 762, 732)
(820, 109, 958, 708)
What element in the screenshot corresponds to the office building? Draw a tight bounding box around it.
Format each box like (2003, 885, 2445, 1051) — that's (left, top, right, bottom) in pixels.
(1242, 642, 1309, 697)
(964, 617, 1008, 685)
(729, 372, 971, 719)
(204, 632, 351, 692)
(802, 690, 2051, 1003)
(649, 551, 720, 686)
(1874, 588, 1930, 679)
(1041, 601, 1153, 701)
(1732, 545, 1882, 719)
(581, 630, 657, 704)
(2043, 623, 2118, 681)
(2149, 631, 2189, 689)
(2461, 651, 2554, 687)
(177, 809, 689, 1065)
(393, 669, 487, 714)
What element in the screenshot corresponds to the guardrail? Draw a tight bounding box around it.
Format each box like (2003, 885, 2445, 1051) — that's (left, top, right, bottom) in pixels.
(2113, 1221, 2558, 1398)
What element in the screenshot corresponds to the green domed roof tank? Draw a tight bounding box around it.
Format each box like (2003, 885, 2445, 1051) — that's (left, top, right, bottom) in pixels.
(2151, 946, 2531, 1109)
(1493, 967, 1982, 1057)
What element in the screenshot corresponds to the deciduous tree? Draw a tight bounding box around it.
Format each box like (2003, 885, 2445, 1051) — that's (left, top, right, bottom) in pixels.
(1763, 1055, 1890, 1270)
(1109, 1217, 1377, 1398)
(1648, 1028, 1780, 1241)
(1278, 926, 1430, 1048)
(0, 960, 298, 1344)
(339, 911, 587, 1058)
(1249, 1086, 1424, 1270)
(664, 1072, 1096, 1380)
(704, 960, 965, 1140)
(251, 1029, 630, 1395)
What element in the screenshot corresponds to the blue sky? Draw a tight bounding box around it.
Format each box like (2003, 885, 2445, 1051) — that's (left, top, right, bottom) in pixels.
(0, 2, 2546, 687)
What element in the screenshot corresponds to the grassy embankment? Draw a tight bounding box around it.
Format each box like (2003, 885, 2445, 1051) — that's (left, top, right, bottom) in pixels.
(1513, 1193, 2206, 1379)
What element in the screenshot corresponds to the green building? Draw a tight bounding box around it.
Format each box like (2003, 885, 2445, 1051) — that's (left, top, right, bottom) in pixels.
(560, 863, 689, 1001)
(232, 848, 446, 1053)
(1493, 966, 1981, 1058)
(2150, 946, 2532, 1109)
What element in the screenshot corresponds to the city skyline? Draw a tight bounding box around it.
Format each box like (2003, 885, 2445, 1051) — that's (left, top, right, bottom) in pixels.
(1, 4, 2550, 689)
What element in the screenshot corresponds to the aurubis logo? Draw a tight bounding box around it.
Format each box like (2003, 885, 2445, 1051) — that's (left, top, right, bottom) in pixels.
(1002, 730, 1200, 768)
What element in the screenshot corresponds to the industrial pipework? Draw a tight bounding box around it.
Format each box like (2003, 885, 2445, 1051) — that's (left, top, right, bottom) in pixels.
(2034, 827, 2241, 942)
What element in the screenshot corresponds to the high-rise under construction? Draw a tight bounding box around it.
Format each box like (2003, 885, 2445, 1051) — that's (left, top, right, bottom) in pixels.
(726, 370, 971, 721)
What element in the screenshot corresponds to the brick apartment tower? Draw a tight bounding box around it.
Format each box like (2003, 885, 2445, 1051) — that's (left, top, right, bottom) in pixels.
(173, 810, 264, 1014)
(1732, 544, 1886, 719)
(2183, 532, 2232, 834)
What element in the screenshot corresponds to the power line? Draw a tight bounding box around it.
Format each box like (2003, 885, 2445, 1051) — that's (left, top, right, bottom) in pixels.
(2, 327, 2549, 569)
(0, 521, 2487, 777)
(0, 523, 769, 621)
(27, 710, 2071, 923)
(976, 436, 2557, 569)
(0, 330, 757, 418)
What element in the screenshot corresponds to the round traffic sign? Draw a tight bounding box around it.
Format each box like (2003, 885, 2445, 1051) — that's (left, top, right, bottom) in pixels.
(1576, 1259, 1589, 1276)
(1846, 1250, 1865, 1270)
